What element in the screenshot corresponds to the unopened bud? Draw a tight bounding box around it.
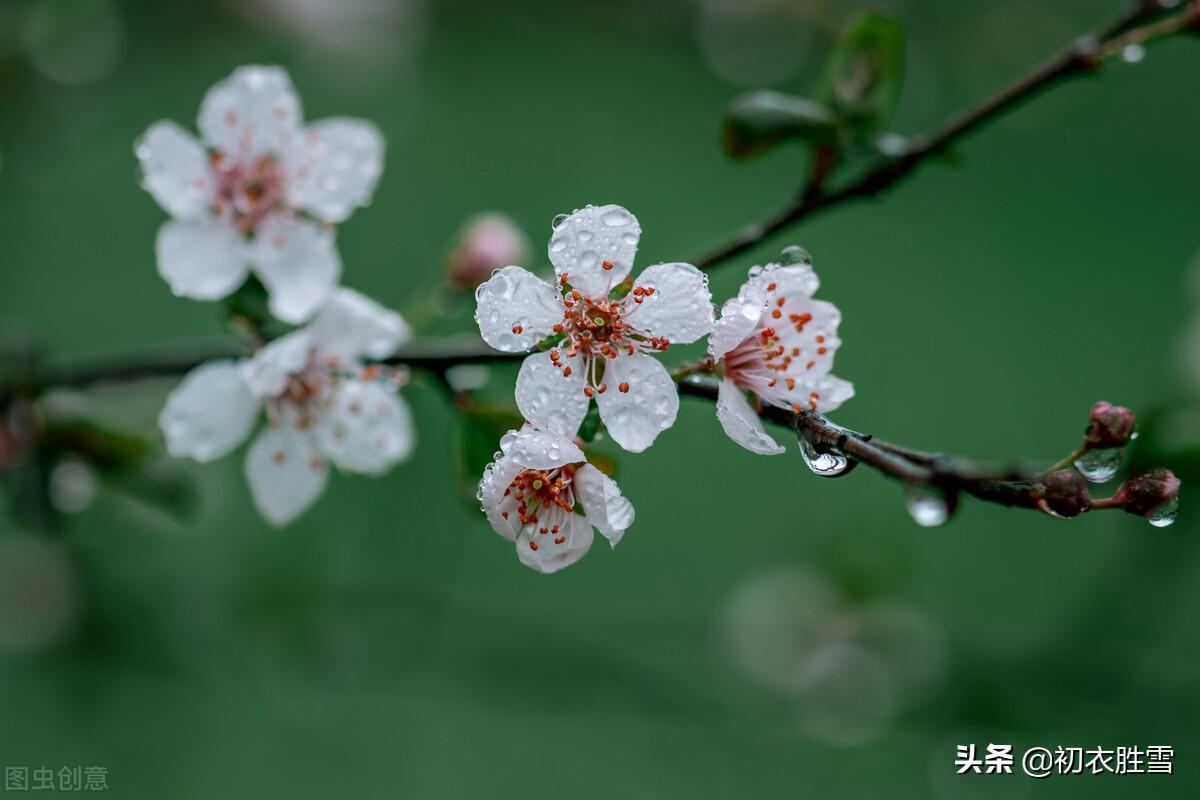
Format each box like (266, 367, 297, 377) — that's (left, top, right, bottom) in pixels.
(1085, 401, 1136, 449)
(1038, 469, 1092, 518)
(1112, 468, 1181, 520)
(446, 213, 530, 290)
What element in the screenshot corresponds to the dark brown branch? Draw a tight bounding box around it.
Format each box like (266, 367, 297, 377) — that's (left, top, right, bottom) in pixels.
(693, 0, 1192, 271)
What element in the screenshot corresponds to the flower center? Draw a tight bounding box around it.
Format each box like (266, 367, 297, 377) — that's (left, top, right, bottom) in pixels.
(503, 466, 576, 534)
(211, 152, 285, 233)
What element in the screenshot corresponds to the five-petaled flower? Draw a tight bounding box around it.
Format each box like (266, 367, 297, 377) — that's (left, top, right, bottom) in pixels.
(136, 65, 385, 323)
(709, 259, 853, 454)
(478, 425, 634, 573)
(159, 289, 415, 525)
(474, 204, 714, 452)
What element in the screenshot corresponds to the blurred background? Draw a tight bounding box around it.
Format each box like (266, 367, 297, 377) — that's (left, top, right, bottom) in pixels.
(1, 0, 1198, 797)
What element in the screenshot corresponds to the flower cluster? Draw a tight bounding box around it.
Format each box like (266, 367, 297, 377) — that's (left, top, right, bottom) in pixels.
(140, 67, 415, 525)
(474, 207, 853, 572)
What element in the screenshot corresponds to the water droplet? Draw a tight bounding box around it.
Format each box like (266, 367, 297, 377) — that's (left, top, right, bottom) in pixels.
(1074, 446, 1123, 483)
(1121, 43, 1145, 64)
(601, 208, 632, 227)
(577, 229, 593, 242)
(780, 245, 812, 266)
(1148, 496, 1179, 528)
(551, 213, 569, 229)
(797, 436, 851, 477)
(905, 486, 950, 528)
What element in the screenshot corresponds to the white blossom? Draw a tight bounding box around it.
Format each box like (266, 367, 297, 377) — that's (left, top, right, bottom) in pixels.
(474, 204, 713, 452)
(136, 65, 385, 323)
(159, 289, 414, 525)
(710, 261, 853, 455)
(477, 424, 634, 573)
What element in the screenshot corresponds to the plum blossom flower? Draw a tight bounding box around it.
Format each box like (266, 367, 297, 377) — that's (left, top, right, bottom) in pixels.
(474, 204, 714, 452)
(477, 425, 634, 574)
(709, 258, 853, 455)
(159, 289, 414, 525)
(136, 65, 385, 323)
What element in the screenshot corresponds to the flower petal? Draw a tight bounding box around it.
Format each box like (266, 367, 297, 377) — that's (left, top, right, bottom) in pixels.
(485, 493, 521, 541)
(240, 330, 313, 397)
(499, 424, 585, 470)
(198, 65, 302, 159)
(155, 219, 249, 301)
(478, 451, 523, 512)
(158, 360, 259, 462)
(709, 296, 763, 362)
(772, 297, 843, 379)
(573, 464, 634, 547)
(244, 423, 329, 526)
(629, 262, 713, 344)
(314, 380, 415, 475)
(515, 350, 589, 438)
(135, 121, 214, 219)
(548, 204, 640, 298)
(809, 374, 855, 413)
(716, 377, 784, 455)
(286, 118, 384, 223)
(515, 508, 594, 574)
(307, 287, 410, 363)
(595, 352, 678, 453)
(251, 215, 341, 324)
(474, 266, 564, 352)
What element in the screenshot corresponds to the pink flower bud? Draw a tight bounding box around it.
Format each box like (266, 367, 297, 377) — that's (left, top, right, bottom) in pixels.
(1085, 401, 1136, 449)
(1039, 470, 1092, 518)
(1112, 468, 1181, 520)
(446, 213, 530, 291)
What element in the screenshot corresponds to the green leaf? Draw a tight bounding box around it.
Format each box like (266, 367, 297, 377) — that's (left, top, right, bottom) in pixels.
(456, 403, 525, 505)
(819, 13, 905, 135)
(721, 91, 839, 160)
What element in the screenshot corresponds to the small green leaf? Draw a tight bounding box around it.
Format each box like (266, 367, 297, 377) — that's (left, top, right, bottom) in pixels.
(819, 13, 905, 135)
(536, 331, 566, 351)
(722, 91, 839, 160)
(456, 403, 525, 505)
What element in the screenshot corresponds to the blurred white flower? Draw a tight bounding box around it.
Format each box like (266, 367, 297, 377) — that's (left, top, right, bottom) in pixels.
(446, 212, 530, 291)
(136, 65, 385, 323)
(159, 289, 414, 526)
(474, 204, 714, 453)
(477, 425, 634, 574)
(709, 258, 853, 455)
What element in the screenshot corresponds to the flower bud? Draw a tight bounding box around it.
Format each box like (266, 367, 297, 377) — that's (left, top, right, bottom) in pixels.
(1112, 468, 1181, 520)
(446, 213, 530, 290)
(1084, 401, 1136, 449)
(1038, 469, 1092, 518)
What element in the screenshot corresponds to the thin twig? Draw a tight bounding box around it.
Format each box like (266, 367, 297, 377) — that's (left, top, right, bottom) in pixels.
(693, 0, 1192, 271)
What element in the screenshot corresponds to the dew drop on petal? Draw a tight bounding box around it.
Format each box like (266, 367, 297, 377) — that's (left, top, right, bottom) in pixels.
(1148, 496, 1179, 528)
(551, 213, 569, 229)
(1074, 446, 1122, 483)
(600, 207, 633, 227)
(905, 485, 951, 528)
(779, 245, 812, 266)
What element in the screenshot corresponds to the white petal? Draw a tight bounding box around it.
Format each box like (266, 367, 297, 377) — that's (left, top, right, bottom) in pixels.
(773, 297, 843, 379)
(158, 360, 259, 462)
(515, 509, 594, 574)
(306, 287, 410, 363)
(244, 424, 329, 526)
(595, 352, 678, 453)
(474, 266, 564, 352)
(716, 377, 785, 455)
(759, 262, 820, 299)
(251, 215, 341, 324)
(155, 219, 248, 301)
(240, 330, 312, 397)
(477, 451, 523, 511)
(198, 65, 302, 159)
(135, 121, 214, 219)
(810, 374, 855, 413)
(629, 262, 713, 344)
(314, 380, 415, 474)
(515, 350, 589, 438)
(286, 118, 384, 223)
(485, 493, 521, 541)
(709, 296, 763, 362)
(573, 464, 634, 547)
(499, 424, 585, 470)
(548, 204, 640, 298)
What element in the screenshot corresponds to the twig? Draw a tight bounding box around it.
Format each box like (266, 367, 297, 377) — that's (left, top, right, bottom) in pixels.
(693, 0, 1194, 271)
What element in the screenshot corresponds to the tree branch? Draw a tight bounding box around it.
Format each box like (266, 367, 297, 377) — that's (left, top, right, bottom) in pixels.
(693, 0, 1196, 271)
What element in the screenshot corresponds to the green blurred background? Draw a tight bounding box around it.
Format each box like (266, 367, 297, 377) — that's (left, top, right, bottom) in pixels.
(1, 0, 1198, 797)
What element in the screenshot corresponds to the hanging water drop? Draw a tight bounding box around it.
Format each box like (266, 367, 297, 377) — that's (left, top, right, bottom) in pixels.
(1074, 446, 1123, 483)
(797, 436, 851, 477)
(905, 485, 952, 528)
(1148, 496, 1179, 528)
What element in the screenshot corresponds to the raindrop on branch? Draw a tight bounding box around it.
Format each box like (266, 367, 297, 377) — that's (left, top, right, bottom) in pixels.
(1074, 446, 1123, 483)
(1148, 497, 1179, 528)
(905, 485, 953, 527)
(797, 435, 853, 477)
